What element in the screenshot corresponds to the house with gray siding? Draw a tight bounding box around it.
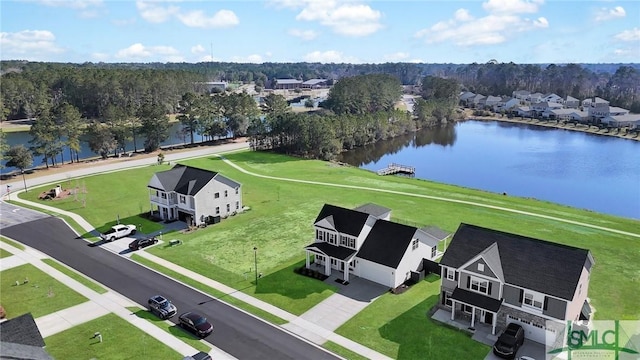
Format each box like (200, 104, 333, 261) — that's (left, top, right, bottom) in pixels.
(438, 223, 594, 345)
(148, 165, 242, 226)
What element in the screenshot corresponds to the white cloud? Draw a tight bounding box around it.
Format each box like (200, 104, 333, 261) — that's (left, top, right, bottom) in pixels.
(136, 1, 180, 23)
(176, 9, 239, 28)
(303, 50, 359, 63)
(594, 6, 626, 22)
(415, 3, 548, 47)
(288, 28, 318, 41)
(384, 52, 410, 62)
(91, 52, 109, 61)
(274, 1, 383, 37)
(482, 0, 543, 14)
(0, 30, 64, 59)
(612, 48, 638, 58)
(191, 44, 206, 54)
(35, 0, 103, 9)
(614, 27, 640, 41)
(115, 43, 184, 62)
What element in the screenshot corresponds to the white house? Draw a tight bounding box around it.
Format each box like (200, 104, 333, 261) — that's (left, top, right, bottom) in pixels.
(148, 165, 242, 226)
(493, 97, 519, 112)
(601, 114, 640, 129)
(564, 96, 580, 109)
(480, 95, 502, 109)
(542, 93, 563, 104)
(531, 102, 563, 116)
(512, 90, 530, 101)
(526, 92, 544, 103)
(516, 106, 531, 117)
(304, 204, 447, 288)
(459, 91, 476, 104)
(439, 223, 594, 345)
(545, 108, 577, 120)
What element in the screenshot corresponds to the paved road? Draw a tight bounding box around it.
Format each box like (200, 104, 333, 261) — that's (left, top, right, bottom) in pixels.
(0, 206, 338, 360)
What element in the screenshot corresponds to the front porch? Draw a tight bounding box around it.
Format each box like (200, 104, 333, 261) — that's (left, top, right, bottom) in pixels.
(431, 308, 498, 347)
(304, 242, 357, 284)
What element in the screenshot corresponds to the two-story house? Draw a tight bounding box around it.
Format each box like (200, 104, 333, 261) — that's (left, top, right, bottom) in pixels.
(147, 165, 242, 226)
(564, 96, 580, 109)
(438, 224, 594, 345)
(304, 204, 447, 288)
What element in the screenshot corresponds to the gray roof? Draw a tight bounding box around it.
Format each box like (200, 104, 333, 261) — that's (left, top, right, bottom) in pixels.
(357, 220, 417, 268)
(314, 204, 371, 237)
(275, 79, 303, 85)
(149, 165, 240, 196)
(305, 241, 357, 261)
(0, 342, 53, 360)
(353, 203, 391, 218)
(302, 79, 327, 85)
(440, 223, 591, 300)
(0, 313, 45, 348)
(419, 226, 450, 241)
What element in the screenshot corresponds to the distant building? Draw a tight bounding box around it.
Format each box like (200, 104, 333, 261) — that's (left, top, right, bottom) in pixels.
(273, 79, 303, 90)
(602, 114, 640, 129)
(200, 81, 228, 93)
(302, 79, 329, 89)
(564, 96, 580, 109)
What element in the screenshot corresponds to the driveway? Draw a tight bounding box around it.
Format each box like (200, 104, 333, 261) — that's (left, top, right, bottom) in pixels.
(484, 339, 546, 360)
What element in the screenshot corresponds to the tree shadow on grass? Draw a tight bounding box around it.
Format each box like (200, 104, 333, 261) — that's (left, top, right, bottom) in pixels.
(377, 295, 488, 360)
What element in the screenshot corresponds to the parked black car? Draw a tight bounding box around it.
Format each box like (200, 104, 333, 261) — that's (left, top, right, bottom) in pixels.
(128, 236, 158, 251)
(493, 323, 525, 359)
(178, 312, 214, 338)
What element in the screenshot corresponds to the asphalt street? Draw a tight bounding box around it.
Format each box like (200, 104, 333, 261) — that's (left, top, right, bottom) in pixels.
(0, 202, 338, 360)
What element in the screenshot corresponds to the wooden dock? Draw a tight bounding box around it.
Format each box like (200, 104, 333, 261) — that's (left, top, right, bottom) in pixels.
(377, 163, 415, 176)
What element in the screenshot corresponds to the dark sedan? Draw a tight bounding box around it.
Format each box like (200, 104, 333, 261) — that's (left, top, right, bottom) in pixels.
(128, 236, 158, 251)
(179, 311, 214, 338)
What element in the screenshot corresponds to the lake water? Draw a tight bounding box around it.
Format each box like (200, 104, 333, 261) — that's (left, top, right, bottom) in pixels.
(338, 120, 640, 220)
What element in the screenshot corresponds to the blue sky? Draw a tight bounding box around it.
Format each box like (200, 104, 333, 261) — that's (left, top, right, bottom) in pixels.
(1, 0, 639, 64)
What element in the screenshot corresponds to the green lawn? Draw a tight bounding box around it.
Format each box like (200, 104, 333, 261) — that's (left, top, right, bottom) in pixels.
(0, 264, 88, 318)
(0, 247, 12, 258)
(127, 306, 211, 354)
(42, 259, 107, 294)
(335, 274, 490, 359)
(1, 235, 25, 250)
(18, 151, 640, 322)
(44, 313, 181, 360)
(323, 341, 369, 360)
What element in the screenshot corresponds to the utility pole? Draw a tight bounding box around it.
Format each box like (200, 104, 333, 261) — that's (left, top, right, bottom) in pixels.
(253, 247, 258, 285)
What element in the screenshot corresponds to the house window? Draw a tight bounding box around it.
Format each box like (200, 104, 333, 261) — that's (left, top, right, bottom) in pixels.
(347, 238, 355, 248)
(235, 188, 239, 195)
(446, 268, 456, 281)
(340, 235, 347, 246)
(478, 263, 485, 272)
(470, 277, 489, 294)
(412, 239, 419, 250)
(224, 190, 228, 197)
(161, 192, 167, 199)
(431, 246, 437, 259)
(226, 204, 230, 212)
(215, 207, 220, 215)
(316, 230, 324, 241)
(523, 292, 543, 309)
(215, 192, 220, 199)
(328, 233, 337, 245)
(442, 292, 452, 307)
(179, 195, 186, 204)
(236, 201, 239, 210)
(463, 305, 473, 314)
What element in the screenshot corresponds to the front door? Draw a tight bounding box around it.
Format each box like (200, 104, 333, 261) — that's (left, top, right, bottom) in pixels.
(482, 311, 493, 324)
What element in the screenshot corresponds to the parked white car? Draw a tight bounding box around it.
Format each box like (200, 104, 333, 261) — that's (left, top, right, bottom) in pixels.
(100, 224, 137, 241)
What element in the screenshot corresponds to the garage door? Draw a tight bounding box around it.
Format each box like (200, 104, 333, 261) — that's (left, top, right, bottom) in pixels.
(506, 315, 557, 345)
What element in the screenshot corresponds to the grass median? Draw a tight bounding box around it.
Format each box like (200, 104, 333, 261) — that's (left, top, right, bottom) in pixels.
(42, 258, 107, 294)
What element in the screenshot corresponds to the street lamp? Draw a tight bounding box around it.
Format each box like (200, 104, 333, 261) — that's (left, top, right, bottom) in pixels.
(253, 247, 258, 285)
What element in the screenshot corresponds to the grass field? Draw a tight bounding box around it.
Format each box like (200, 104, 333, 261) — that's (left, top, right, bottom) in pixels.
(42, 258, 107, 294)
(44, 313, 181, 360)
(0, 247, 12, 258)
(336, 274, 489, 359)
(18, 151, 640, 336)
(1, 235, 25, 250)
(0, 264, 88, 318)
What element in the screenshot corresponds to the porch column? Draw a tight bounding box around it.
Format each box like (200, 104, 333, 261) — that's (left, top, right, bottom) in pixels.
(324, 259, 331, 276)
(305, 251, 310, 268)
(471, 307, 476, 328)
(343, 261, 349, 282)
(492, 312, 496, 335)
(451, 300, 456, 320)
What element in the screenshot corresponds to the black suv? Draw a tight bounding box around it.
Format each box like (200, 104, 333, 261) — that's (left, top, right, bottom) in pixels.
(493, 323, 525, 359)
(128, 236, 158, 251)
(147, 295, 177, 319)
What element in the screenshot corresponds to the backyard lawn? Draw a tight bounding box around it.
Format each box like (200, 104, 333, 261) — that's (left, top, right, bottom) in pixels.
(44, 313, 181, 360)
(18, 151, 640, 323)
(0, 264, 88, 318)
